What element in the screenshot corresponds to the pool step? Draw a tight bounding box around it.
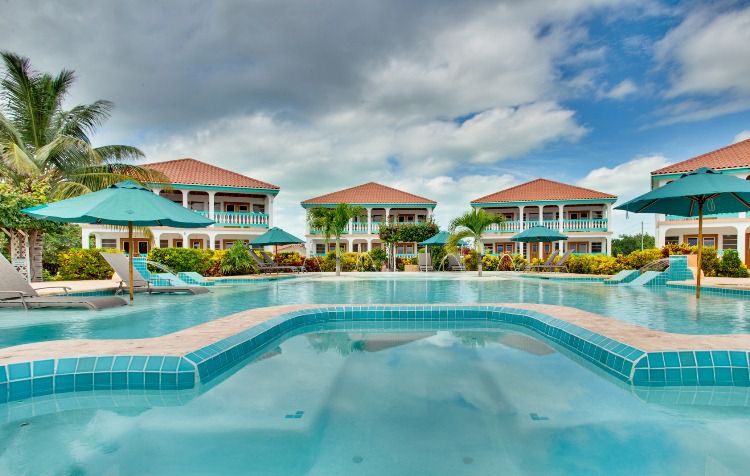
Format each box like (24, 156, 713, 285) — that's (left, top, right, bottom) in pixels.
(603, 270, 639, 285)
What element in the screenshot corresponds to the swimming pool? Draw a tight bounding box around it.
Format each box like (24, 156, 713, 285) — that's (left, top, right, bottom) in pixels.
(0, 274, 749, 350)
(2, 321, 748, 475)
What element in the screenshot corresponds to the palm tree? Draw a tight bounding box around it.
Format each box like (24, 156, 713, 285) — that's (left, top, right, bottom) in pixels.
(307, 203, 365, 276)
(0, 52, 167, 280)
(449, 209, 504, 277)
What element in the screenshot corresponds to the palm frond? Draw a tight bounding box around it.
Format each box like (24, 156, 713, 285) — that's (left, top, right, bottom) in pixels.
(95, 144, 144, 163)
(54, 100, 113, 140)
(1, 142, 38, 177)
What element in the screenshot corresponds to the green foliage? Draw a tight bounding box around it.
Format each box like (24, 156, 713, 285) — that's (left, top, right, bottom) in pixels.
(463, 250, 478, 271)
(429, 245, 447, 270)
(369, 248, 387, 270)
(661, 242, 693, 257)
(394, 222, 439, 243)
(220, 243, 257, 276)
(498, 254, 515, 271)
(566, 254, 625, 275)
(699, 247, 720, 277)
(56, 248, 117, 280)
(611, 234, 655, 256)
(42, 224, 82, 275)
(148, 247, 213, 274)
(0, 181, 62, 233)
(511, 254, 527, 271)
(481, 254, 500, 271)
(717, 250, 749, 277)
(307, 203, 366, 274)
(448, 209, 504, 275)
(621, 248, 663, 269)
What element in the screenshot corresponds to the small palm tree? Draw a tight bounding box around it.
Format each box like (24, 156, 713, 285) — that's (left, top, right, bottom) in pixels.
(307, 203, 365, 276)
(449, 209, 504, 277)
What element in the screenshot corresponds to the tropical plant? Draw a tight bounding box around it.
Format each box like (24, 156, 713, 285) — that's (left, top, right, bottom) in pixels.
(717, 249, 749, 278)
(612, 233, 655, 255)
(56, 248, 118, 280)
(369, 248, 387, 271)
(148, 247, 213, 274)
(448, 209, 504, 276)
(220, 243, 256, 276)
(0, 52, 168, 280)
(307, 203, 365, 275)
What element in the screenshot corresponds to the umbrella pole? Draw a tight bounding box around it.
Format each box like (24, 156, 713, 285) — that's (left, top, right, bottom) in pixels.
(128, 222, 134, 303)
(696, 203, 703, 299)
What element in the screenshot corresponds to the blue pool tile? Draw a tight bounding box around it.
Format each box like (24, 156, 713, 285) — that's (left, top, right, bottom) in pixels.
(111, 372, 128, 389)
(665, 368, 682, 383)
(730, 351, 748, 367)
(33, 359, 55, 377)
(8, 362, 31, 381)
(94, 372, 111, 389)
(178, 358, 194, 371)
(144, 372, 160, 389)
(648, 369, 666, 384)
(32, 377, 53, 396)
(715, 367, 733, 385)
(161, 356, 179, 372)
(647, 353, 665, 369)
(145, 356, 164, 372)
(695, 351, 713, 367)
(95, 356, 114, 372)
(711, 351, 730, 367)
(0, 383, 6, 403)
(76, 357, 95, 373)
(678, 352, 696, 367)
(128, 372, 145, 389)
(112, 356, 131, 371)
(662, 352, 680, 368)
(0, 366, 5, 383)
(55, 374, 74, 392)
(698, 368, 715, 385)
(681, 368, 698, 385)
(161, 373, 177, 388)
(177, 372, 195, 389)
(9, 380, 31, 400)
(75, 373, 94, 390)
(731, 368, 750, 385)
(129, 356, 147, 371)
(57, 358, 78, 374)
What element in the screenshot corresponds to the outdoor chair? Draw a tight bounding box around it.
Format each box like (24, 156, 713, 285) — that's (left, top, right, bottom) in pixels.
(526, 249, 559, 272)
(446, 254, 465, 271)
(418, 253, 433, 272)
(100, 252, 209, 295)
(542, 249, 573, 273)
(259, 250, 305, 272)
(0, 254, 127, 310)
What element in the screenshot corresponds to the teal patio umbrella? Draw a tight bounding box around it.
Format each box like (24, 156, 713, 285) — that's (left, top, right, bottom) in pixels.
(615, 167, 750, 298)
(419, 231, 450, 246)
(511, 226, 568, 261)
(23, 180, 213, 301)
(251, 227, 304, 253)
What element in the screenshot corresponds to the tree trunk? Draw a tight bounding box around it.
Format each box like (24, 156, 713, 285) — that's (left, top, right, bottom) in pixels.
(477, 240, 483, 277)
(335, 237, 341, 276)
(29, 230, 44, 282)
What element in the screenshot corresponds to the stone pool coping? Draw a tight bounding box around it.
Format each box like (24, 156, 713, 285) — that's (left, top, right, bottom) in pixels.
(3, 303, 750, 404)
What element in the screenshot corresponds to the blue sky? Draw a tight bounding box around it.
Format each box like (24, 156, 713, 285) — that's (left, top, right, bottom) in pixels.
(2, 0, 750, 237)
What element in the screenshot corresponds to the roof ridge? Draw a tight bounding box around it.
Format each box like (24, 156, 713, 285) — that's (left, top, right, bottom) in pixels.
(471, 177, 615, 203)
(302, 182, 436, 205)
(144, 158, 280, 189)
(651, 138, 750, 175)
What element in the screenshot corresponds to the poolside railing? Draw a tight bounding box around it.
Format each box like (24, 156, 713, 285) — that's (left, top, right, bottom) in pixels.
(196, 211, 269, 227)
(485, 219, 608, 233)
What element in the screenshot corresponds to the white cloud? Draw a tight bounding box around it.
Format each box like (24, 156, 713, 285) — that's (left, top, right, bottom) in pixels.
(577, 155, 672, 237)
(602, 79, 638, 100)
(735, 130, 750, 143)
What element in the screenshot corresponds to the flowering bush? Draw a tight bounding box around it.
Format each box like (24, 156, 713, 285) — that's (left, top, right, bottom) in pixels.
(481, 254, 500, 271)
(56, 248, 118, 280)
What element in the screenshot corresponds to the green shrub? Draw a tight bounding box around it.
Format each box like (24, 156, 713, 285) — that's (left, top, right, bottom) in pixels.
(369, 248, 387, 270)
(481, 254, 500, 271)
(220, 243, 257, 276)
(204, 250, 226, 277)
(566, 254, 623, 275)
(623, 249, 662, 269)
(511, 254, 527, 271)
(463, 250, 478, 271)
(699, 247, 719, 277)
(275, 252, 305, 267)
(498, 254, 515, 271)
(717, 249, 749, 277)
(57, 248, 118, 280)
(148, 247, 213, 274)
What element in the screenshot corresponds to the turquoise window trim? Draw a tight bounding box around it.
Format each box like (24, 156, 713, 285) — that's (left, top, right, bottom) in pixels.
(471, 198, 617, 207)
(146, 182, 280, 195)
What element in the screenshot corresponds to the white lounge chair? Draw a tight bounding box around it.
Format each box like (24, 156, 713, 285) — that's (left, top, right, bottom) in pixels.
(100, 252, 209, 295)
(418, 253, 433, 272)
(0, 254, 127, 310)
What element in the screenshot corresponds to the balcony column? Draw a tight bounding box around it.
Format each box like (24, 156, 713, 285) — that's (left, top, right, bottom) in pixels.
(152, 232, 161, 248)
(738, 231, 747, 266)
(605, 236, 612, 256)
(518, 205, 525, 231)
(538, 205, 544, 226)
(181, 189, 189, 208)
(558, 204, 564, 232)
(182, 232, 189, 248)
(266, 195, 274, 228)
(81, 228, 91, 249)
(348, 218, 353, 234)
(426, 208, 432, 222)
(94, 234, 102, 249)
(367, 208, 373, 233)
(385, 208, 391, 224)
(209, 232, 216, 250)
(208, 191, 216, 220)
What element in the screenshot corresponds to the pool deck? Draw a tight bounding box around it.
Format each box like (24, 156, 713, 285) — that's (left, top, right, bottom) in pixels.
(2, 303, 750, 367)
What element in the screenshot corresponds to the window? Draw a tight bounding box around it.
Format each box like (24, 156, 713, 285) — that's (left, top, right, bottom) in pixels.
(591, 242, 603, 253)
(253, 204, 265, 213)
(190, 202, 205, 211)
(484, 243, 494, 253)
(593, 211, 604, 219)
(723, 235, 738, 250)
(101, 239, 117, 249)
(665, 236, 679, 245)
(159, 240, 169, 248)
(316, 244, 326, 254)
(686, 235, 716, 247)
(174, 239, 183, 248)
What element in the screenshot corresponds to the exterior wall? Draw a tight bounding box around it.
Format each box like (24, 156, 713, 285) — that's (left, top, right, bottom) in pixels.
(80, 184, 277, 252)
(653, 168, 750, 265)
(473, 200, 616, 259)
(303, 205, 435, 257)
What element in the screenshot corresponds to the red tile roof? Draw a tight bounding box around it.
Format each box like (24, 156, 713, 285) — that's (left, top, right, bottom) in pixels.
(652, 138, 750, 175)
(471, 178, 616, 204)
(302, 182, 436, 206)
(145, 158, 279, 190)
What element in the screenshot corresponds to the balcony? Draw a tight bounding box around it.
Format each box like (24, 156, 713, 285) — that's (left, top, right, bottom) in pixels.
(664, 212, 740, 222)
(197, 211, 269, 228)
(308, 220, 427, 235)
(484, 219, 608, 233)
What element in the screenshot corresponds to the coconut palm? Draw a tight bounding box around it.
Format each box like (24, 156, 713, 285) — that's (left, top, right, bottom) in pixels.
(0, 52, 167, 280)
(307, 203, 365, 276)
(448, 209, 504, 277)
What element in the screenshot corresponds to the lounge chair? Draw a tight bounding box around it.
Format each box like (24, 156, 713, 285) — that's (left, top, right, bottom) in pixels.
(418, 253, 433, 272)
(259, 250, 305, 272)
(250, 251, 294, 273)
(526, 250, 559, 272)
(542, 249, 573, 273)
(0, 254, 127, 310)
(446, 254, 465, 271)
(100, 252, 209, 295)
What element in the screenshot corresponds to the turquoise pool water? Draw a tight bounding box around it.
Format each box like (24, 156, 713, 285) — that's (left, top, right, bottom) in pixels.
(1, 275, 749, 349)
(1, 321, 748, 475)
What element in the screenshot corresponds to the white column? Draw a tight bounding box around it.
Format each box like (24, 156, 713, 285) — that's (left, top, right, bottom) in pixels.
(151, 188, 161, 195)
(152, 232, 161, 248)
(81, 228, 91, 249)
(348, 218, 353, 234)
(538, 205, 544, 226)
(385, 208, 391, 224)
(606, 203, 613, 231)
(558, 204, 564, 232)
(518, 206, 525, 230)
(181, 189, 189, 208)
(346, 237, 353, 252)
(426, 208, 432, 222)
(266, 195, 274, 228)
(95, 233, 102, 249)
(208, 191, 216, 219)
(738, 228, 747, 266)
(414, 213, 418, 223)
(209, 231, 216, 250)
(367, 208, 373, 234)
(182, 232, 189, 248)
(606, 236, 612, 256)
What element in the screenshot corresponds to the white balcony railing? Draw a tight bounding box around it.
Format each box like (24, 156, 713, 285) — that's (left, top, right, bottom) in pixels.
(485, 219, 608, 233)
(197, 211, 269, 228)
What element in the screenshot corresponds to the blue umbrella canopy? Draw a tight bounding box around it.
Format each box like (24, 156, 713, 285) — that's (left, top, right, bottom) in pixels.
(614, 168, 750, 298)
(511, 226, 568, 243)
(419, 231, 450, 246)
(23, 180, 214, 227)
(22, 180, 213, 301)
(251, 227, 304, 246)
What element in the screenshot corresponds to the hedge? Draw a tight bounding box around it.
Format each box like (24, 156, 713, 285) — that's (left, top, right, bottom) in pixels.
(56, 248, 118, 280)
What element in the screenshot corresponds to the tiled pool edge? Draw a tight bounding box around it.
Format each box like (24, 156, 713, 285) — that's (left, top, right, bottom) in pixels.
(3, 303, 750, 404)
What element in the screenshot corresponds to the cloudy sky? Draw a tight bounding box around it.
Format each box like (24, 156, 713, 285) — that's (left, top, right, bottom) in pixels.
(3, 0, 750, 237)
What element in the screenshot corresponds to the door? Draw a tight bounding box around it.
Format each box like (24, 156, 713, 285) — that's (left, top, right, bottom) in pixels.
(190, 239, 204, 249)
(542, 242, 553, 259)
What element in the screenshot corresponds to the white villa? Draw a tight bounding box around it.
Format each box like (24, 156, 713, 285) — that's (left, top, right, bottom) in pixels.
(301, 182, 437, 257)
(471, 179, 618, 258)
(653, 138, 750, 266)
(80, 158, 280, 254)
